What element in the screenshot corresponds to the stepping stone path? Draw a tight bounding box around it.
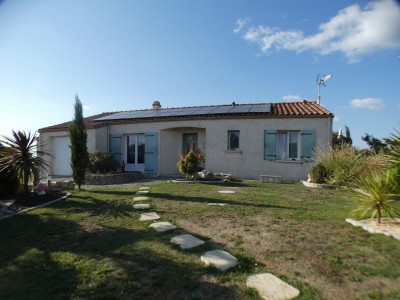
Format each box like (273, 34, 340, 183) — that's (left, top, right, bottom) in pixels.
(131, 186, 300, 299)
(136, 190, 149, 195)
(150, 222, 177, 232)
(133, 196, 149, 201)
(133, 204, 150, 209)
(139, 212, 160, 221)
(218, 190, 235, 194)
(201, 250, 238, 271)
(246, 273, 300, 300)
(171, 234, 205, 249)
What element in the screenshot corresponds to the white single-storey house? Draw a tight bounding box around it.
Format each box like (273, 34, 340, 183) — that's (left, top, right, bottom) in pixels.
(38, 100, 334, 182)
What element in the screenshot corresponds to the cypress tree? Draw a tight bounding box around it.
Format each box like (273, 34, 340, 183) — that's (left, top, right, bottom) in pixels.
(69, 95, 88, 190)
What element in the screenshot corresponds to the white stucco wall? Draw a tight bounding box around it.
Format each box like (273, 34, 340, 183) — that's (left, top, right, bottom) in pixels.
(107, 116, 332, 181)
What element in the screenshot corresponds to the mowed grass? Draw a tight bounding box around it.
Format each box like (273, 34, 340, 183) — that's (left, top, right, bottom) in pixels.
(0, 181, 399, 299)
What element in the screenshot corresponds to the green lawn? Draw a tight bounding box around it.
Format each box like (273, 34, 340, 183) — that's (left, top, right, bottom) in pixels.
(0, 181, 399, 299)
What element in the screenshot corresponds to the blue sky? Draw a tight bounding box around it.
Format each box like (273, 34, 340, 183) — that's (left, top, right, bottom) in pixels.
(0, 0, 399, 148)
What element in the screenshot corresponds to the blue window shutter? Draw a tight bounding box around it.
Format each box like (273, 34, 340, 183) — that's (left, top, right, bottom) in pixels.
(301, 130, 315, 159)
(264, 130, 277, 160)
(109, 134, 122, 163)
(145, 132, 158, 174)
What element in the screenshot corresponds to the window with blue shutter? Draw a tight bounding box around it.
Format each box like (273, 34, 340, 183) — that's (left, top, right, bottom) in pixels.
(301, 130, 315, 159)
(264, 130, 277, 160)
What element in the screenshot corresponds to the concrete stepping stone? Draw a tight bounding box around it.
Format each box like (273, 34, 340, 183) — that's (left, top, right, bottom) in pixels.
(133, 196, 149, 201)
(150, 222, 177, 232)
(171, 234, 205, 249)
(208, 203, 227, 206)
(133, 204, 150, 209)
(246, 273, 300, 300)
(136, 190, 149, 195)
(139, 212, 160, 221)
(218, 190, 235, 194)
(200, 250, 238, 271)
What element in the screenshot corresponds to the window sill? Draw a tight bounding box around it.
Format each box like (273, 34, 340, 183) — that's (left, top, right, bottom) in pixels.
(275, 160, 303, 164)
(225, 149, 242, 153)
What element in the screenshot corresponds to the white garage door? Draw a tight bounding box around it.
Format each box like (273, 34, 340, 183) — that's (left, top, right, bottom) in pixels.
(52, 137, 72, 176)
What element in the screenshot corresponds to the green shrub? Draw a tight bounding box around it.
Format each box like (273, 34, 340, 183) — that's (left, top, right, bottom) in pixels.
(88, 151, 118, 174)
(177, 150, 203, 180)
(314, 145, 369, 188)
(0, 169, 20, 196)
(310, 163, 330, 184)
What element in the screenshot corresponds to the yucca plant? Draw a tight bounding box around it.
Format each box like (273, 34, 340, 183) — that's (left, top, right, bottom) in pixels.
(351, 170, 399, 224)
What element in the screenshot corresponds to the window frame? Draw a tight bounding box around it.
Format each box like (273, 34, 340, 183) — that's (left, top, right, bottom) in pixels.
(276, 130, 300, 161)
(227, 130, 240, 151)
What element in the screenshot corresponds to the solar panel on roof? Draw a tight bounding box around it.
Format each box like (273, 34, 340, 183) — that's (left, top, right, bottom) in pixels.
(94, 103, 272, 121)
(193, 107, 217, 115)
(211, 106, 233, 114)
(152, 109, 178, 117)
(171, 108, 199, 116)
(249, 104, 271, 113)
(229, 105, 252, 113)
(158, 110, 177, 116)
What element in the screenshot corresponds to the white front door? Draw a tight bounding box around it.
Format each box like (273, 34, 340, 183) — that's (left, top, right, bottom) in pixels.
(52, 137, 72, 176)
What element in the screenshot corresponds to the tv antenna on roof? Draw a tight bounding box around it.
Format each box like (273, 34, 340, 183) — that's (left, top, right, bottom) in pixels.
(316, 74, 332, 105)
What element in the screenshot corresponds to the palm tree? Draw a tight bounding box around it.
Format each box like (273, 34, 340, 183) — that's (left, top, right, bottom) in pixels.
(351, 170, 399, 224)
(0, 131, 50, 194)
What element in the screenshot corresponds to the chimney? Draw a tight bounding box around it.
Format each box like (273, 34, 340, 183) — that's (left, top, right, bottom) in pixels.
(152, 100, 161, 110)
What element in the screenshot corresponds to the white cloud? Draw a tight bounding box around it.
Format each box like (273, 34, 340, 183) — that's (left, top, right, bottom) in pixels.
(234, 18, 250, 33)
(334, 115, 341, 122)
(350, 97, 386, 110)
(238, 0, 400, 62)
(282, 95, 302, 102)
(83, 105, 90, 110)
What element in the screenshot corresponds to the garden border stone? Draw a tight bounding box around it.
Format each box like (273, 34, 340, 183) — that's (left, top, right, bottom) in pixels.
(0, 193, 71, 221)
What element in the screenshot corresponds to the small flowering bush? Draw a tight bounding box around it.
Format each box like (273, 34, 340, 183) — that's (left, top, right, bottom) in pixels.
(34, 182, 47, 192)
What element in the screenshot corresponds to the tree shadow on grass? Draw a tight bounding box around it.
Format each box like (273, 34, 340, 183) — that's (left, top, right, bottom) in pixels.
(66, 194, 135, 218)
(173, 180, 251, 188)
(88, 189, 137, 196)
(150, 192, 301, 210)
(0, 195, 247, 299)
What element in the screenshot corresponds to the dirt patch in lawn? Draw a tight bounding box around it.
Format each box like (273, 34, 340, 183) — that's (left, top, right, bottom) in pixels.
(175, 213, 400, 300)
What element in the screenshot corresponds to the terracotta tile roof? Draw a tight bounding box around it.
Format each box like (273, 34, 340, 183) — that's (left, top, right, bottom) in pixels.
(39, 100, 333, 132)
(271, 101, 333, 116)
(38, 112, 115, 132)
